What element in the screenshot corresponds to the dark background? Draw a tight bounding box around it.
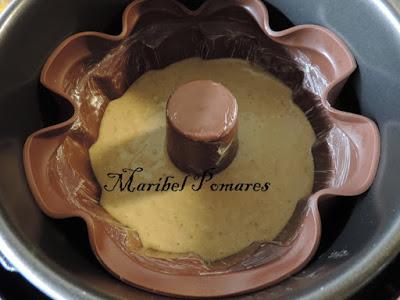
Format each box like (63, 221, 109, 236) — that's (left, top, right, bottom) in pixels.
(0, 257, 399, 300)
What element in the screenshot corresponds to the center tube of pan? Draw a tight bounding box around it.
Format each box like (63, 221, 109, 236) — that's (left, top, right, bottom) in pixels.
(166, 80, 239, 175)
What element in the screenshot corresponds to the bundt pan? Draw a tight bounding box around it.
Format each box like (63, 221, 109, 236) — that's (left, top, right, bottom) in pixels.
(0, 0, 397, 299)
(21, 0, 380, 297)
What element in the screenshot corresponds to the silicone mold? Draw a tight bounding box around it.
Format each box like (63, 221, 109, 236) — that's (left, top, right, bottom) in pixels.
(23, 0, 380, 297)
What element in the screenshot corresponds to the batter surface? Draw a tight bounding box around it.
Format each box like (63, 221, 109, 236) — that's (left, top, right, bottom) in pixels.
(89, 58, 315, 261)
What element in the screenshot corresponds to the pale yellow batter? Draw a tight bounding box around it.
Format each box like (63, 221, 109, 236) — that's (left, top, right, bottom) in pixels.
(89, 58, 315, 261)
(0, 1, 10, 13)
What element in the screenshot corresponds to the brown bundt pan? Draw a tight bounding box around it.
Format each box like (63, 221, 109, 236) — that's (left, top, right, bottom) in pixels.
(23, 0, 380, 297)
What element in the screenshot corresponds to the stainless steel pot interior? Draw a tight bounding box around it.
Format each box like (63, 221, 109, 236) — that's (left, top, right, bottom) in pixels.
(0, 0, 399, 299)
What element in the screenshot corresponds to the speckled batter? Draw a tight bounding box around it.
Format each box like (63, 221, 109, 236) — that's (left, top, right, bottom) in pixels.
(89, 58, 315, 261)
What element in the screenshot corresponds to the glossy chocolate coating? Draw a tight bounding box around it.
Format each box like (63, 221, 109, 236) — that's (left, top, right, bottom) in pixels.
(166, 80, 238, 174)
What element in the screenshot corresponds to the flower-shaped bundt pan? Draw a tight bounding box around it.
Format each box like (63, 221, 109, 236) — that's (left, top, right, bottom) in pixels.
(23, 0, 380, 297)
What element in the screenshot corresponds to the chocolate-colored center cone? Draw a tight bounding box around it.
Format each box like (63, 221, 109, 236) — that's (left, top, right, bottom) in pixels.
(166, 80, 238, 175)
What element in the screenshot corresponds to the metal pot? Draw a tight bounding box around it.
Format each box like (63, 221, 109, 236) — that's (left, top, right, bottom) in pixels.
(0, 0, 399, 299)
